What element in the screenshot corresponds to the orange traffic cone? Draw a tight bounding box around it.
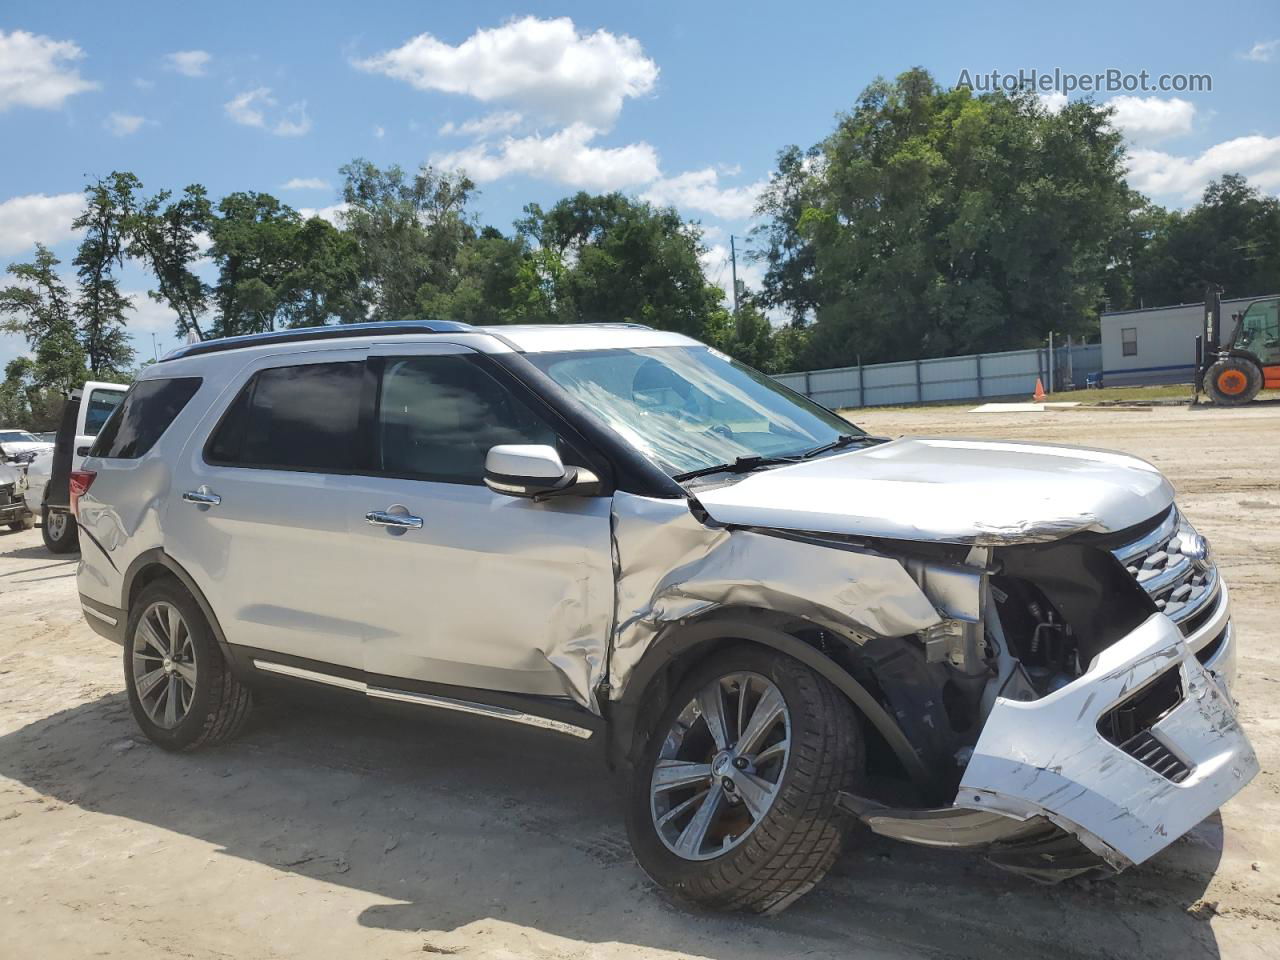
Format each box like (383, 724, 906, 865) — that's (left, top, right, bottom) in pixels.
(1033, 378, 1047, 402)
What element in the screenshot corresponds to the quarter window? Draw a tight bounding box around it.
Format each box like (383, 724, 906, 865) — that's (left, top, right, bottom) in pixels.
(1121, 327, 1138, 357)
(375, 355, 561, 484)
(90, 378, 202, 459)
(207, 362, 363, 471)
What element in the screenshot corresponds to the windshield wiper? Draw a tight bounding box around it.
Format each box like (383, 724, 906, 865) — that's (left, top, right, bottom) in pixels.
(796, 433, 865, 459)
(673, 455, 797, 483)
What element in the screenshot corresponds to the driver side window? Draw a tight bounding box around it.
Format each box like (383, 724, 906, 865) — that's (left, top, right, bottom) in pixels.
(375, 355, 566, 484)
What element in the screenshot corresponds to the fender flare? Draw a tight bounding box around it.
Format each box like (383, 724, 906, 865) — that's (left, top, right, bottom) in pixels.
(121, 549, 235, 662)
(608, 613, 932, 789)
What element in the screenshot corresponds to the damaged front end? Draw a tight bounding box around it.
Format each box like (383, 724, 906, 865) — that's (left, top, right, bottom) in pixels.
(611, 491, 1258, 882)
(836, 508, 1257, 881)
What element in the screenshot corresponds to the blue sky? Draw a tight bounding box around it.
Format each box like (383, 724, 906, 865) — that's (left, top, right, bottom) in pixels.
(1, 0, 1277, 370)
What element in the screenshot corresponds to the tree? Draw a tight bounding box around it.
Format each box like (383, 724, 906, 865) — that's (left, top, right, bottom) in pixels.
(515, 192, 727, 340)
(208, 192, 303, 336)
(1130, 174, 1280, 307)
(126, 184, 214, 340)
(72, 172, 137, 377)
(754, 68, 1133, 368)
(0, 246, 90, 425)
(340, 159, 478, 321)
(276, 216, 365, 327)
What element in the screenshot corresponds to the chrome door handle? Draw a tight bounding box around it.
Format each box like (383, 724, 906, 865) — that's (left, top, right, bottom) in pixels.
(365, 509, 423, 529)
(182, 490, 221, 506)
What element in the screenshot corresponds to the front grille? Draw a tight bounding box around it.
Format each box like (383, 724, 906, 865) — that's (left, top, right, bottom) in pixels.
(0, 482, 16, 505)
(1113, 509, 1217, 629)
(1097, 666, 1192, 783)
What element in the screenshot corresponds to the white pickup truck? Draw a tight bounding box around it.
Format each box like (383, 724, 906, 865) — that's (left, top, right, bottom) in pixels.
(25, 380, 128, 552)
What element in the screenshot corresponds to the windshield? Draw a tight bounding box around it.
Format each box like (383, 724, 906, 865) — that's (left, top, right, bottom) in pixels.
(0, 431, 39, 443)
(526, 345, 863, 477)
(1233, 299, 1280, 361)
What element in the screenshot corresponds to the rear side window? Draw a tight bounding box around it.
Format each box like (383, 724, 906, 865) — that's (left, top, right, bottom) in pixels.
(206, 362, 362, 472)
(90, 378, 202, 459)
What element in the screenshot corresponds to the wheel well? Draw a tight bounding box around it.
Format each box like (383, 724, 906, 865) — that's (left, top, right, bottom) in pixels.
(608, 609, 928, 794)
(128, 563, 179, 610)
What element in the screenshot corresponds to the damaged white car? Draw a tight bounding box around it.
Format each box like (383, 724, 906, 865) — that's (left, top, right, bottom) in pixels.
(72, 322, 1257, 914)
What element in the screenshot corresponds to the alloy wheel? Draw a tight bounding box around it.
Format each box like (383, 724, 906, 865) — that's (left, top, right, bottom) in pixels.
(649, 671, 791, 861)
(132, 600, 198, 729)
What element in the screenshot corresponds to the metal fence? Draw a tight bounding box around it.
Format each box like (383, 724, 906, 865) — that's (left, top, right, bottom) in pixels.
(772, 343, 1102, 410)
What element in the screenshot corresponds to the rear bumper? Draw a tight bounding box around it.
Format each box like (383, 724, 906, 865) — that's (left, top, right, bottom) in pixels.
(79, 593, 125, 646)
(956, 585, 1256, 873)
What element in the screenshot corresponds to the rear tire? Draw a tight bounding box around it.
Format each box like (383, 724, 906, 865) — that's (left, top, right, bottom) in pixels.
(124, 578, 253, 751)
(41, 507, 78, 553)
(1204, 357, 1262, 405)
(626, 645, 862, 914)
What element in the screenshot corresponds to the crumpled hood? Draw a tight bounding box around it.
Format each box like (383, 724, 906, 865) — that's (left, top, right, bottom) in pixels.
(692, 437, 1175, 545)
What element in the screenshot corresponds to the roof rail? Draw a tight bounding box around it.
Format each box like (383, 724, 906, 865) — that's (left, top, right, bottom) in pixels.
(160, 320, 475, 361)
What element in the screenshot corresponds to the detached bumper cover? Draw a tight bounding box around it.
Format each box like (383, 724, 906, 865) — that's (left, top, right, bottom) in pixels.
(957, 610, 1258, 870)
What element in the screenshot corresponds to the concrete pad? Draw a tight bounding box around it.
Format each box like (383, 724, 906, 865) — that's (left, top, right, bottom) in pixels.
(969, 402, 1082, 412)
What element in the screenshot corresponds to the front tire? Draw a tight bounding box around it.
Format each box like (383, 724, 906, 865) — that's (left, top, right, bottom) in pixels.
(41, 506, 78, 553)
(626, 645, 862, 914)
(124, 578, 253, 751)
(1204, 357, 1262, 405)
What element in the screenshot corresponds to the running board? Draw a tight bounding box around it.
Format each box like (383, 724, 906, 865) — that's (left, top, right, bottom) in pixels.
(251, 659, 594, 739)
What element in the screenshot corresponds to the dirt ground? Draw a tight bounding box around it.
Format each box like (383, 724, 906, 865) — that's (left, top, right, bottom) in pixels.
(2, 402, 1278, 960)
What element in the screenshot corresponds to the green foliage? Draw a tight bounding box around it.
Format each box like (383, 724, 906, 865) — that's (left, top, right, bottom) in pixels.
(1125, 174, 1280, 307)
(515, 192, 727, 340)
(754, 68, 1133, 367)
(72, 172, 137, 378)
(340, 159, 478, 321)
(125, 184, 214, 340)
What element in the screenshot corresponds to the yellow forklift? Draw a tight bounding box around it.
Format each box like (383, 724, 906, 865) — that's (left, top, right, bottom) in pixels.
(1197, 286, 1280, 404)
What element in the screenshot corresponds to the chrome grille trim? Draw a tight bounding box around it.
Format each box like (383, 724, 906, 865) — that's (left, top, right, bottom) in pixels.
(1113, 509, 1216, 626)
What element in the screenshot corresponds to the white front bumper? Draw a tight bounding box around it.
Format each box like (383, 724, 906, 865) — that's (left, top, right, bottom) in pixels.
(957, 585, 1256, 869)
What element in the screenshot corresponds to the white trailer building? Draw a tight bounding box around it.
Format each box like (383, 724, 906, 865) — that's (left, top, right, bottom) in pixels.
(1100, 294, 1278, 387)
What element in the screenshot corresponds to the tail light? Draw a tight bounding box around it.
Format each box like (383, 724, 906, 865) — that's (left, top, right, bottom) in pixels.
(69, 469, 96, 519)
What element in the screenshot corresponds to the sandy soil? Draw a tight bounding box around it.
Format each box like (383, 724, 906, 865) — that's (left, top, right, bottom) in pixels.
(1, 401, 1278, 960)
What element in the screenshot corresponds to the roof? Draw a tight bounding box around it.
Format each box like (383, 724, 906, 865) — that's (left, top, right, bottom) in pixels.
(1100, 293, 1278, 320)
(160, 320, 700, 362)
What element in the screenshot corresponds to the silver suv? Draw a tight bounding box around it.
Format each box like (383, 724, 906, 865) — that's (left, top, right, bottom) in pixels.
(74, 321, 1256, 913)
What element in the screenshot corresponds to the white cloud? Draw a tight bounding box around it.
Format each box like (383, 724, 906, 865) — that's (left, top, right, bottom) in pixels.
(1106, 96, 1195, 143)
(432, 122, 659, 190)
(1128, 135, 1280, 201)
(0, 193, 83, 255)
(1038, 91, 1067, 113)
(642, 168, 766, 220)
(354, 16, 658, 129)
(282, 177, 330, 191)
(297, 203, 349, 227)
(105, 112, 145, 136)
(373, 124, 385, 138)
(440, 110, 523, 138)
(165, 50, 211, 77)
(1241, 39, 1278, 62)
(0, 29, 98, 111)
(224, 88, 311, 136)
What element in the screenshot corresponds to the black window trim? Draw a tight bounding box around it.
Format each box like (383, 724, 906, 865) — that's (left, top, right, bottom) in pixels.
(200, 352, 616, 492)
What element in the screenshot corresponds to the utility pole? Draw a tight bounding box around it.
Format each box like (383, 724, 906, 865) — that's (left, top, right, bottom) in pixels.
(151, 333, 159, 362)
(730, 234, 740, 315)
